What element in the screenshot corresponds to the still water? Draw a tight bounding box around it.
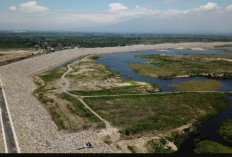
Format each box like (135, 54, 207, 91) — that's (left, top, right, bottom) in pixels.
(96, 48, 232, 153)
(96, 48, 232, 92)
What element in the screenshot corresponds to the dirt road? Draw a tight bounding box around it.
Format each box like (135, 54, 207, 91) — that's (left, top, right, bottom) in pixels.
(58, 59, 121, 143)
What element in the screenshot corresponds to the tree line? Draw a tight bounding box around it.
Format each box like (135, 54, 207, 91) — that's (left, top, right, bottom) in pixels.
(1, 32, 232, 49)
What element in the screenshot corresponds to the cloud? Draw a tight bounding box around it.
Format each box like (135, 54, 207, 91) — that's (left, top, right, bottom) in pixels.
(226, 5, 232, 11)
(193, 2, 221, 12)
(162, 0, 184, 3)
(109, 3, 128, 11)
(1, 2, 231, 32)
(10, 6, 17, 11)
(110, 2, 222, 20)
(19, 1, 49, 12)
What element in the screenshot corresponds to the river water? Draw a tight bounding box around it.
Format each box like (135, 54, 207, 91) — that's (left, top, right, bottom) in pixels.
(95, 48, 232, 153)
(96, 48, 232, 92)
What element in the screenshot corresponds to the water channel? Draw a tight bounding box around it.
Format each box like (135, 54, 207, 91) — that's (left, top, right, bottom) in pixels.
(95, 48, 232, 153)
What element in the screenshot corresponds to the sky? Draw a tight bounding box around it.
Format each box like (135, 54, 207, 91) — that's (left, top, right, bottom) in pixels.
(0, 0, 232, 34)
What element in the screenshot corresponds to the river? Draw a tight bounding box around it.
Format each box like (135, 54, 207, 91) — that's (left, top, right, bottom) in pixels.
(95, 47, 232, 153)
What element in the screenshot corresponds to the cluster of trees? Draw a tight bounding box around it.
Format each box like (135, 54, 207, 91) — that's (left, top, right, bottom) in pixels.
(0, 34, 37, 48)
(1, 31, 232, 49)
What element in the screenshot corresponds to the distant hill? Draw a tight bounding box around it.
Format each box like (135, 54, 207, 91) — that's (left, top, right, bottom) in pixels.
(71, 17, 232, 35)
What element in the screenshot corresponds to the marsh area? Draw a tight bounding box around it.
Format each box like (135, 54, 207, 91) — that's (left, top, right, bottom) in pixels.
(34, 46, 232, 153)
(96, 48, 232, 92)
(96, 47, 232, 153)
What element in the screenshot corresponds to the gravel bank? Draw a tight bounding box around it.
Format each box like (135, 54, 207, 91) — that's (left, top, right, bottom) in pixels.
(0, 42, 231, 153)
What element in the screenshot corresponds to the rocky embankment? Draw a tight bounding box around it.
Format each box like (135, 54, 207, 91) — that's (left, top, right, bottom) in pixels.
(0, 42, 231, 153)
(0, 119, 4, 153)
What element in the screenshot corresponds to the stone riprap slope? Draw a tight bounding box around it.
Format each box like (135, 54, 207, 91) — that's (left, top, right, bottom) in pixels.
(0, 42, 231, 153)
(0, 118, 4, 153)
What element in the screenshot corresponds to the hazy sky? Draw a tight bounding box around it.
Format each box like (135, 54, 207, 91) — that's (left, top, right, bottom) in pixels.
(1, 0, 232, 34)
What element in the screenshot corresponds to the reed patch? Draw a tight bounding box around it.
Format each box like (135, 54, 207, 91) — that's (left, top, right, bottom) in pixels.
(168, 80, 224, 91)
(129, 54, 232, 79)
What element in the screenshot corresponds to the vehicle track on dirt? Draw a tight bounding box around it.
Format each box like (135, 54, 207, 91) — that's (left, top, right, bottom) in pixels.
(58, 57, 232, 150)
(58, 59, 120, 143)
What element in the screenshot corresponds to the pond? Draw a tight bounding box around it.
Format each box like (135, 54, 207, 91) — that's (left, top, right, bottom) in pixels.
(95, 48, 232, 153)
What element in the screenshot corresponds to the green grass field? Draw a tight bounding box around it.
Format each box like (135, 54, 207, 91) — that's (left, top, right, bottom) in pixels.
(193, 140, 232, 153)
(168, 80, 224, 91)
(129, 54, 232, 78)
(84, 92, 231, 139)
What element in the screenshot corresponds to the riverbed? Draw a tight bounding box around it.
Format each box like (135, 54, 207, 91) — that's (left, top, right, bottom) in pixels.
(96, 48, 232, 92)
(96, 47, 232, 153)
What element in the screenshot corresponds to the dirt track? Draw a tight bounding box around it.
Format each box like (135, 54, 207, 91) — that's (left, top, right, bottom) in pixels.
(0, 42, 231, 153)
(58, 60, 121, 145)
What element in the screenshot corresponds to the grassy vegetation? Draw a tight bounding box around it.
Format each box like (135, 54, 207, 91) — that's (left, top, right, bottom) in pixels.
(39, 67, 67, 85)
(58, 93, 102, 123)
(34, 54, 160, 131)
(213, 48, 232, 53)
(84, 92, 231, 139)
(34, 78, 62, 130)
(168, 80, 224, 91)
(129, 54, 232, 79)
(193, 140, 232, 153)
(58, 93, 105, 128)
(214, 44, 232, 53)
(190, 119, 232, 154)
(127, 146, 137, 153)
(215, 44, 232, 48)
(33, 59, 106, 130)
(66, 54, 160, 95)
(34, 64, 68, 96)
(168, 130, 190, 148)
(224, 49, 232, 53)
(33, 52, 232, 153)
(34, 88, 105, 131)
(146, 138, 174, 153)
(185, 54, 232, 59)
(219, 119, 232, 145)
(70, 83, 161, 96)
